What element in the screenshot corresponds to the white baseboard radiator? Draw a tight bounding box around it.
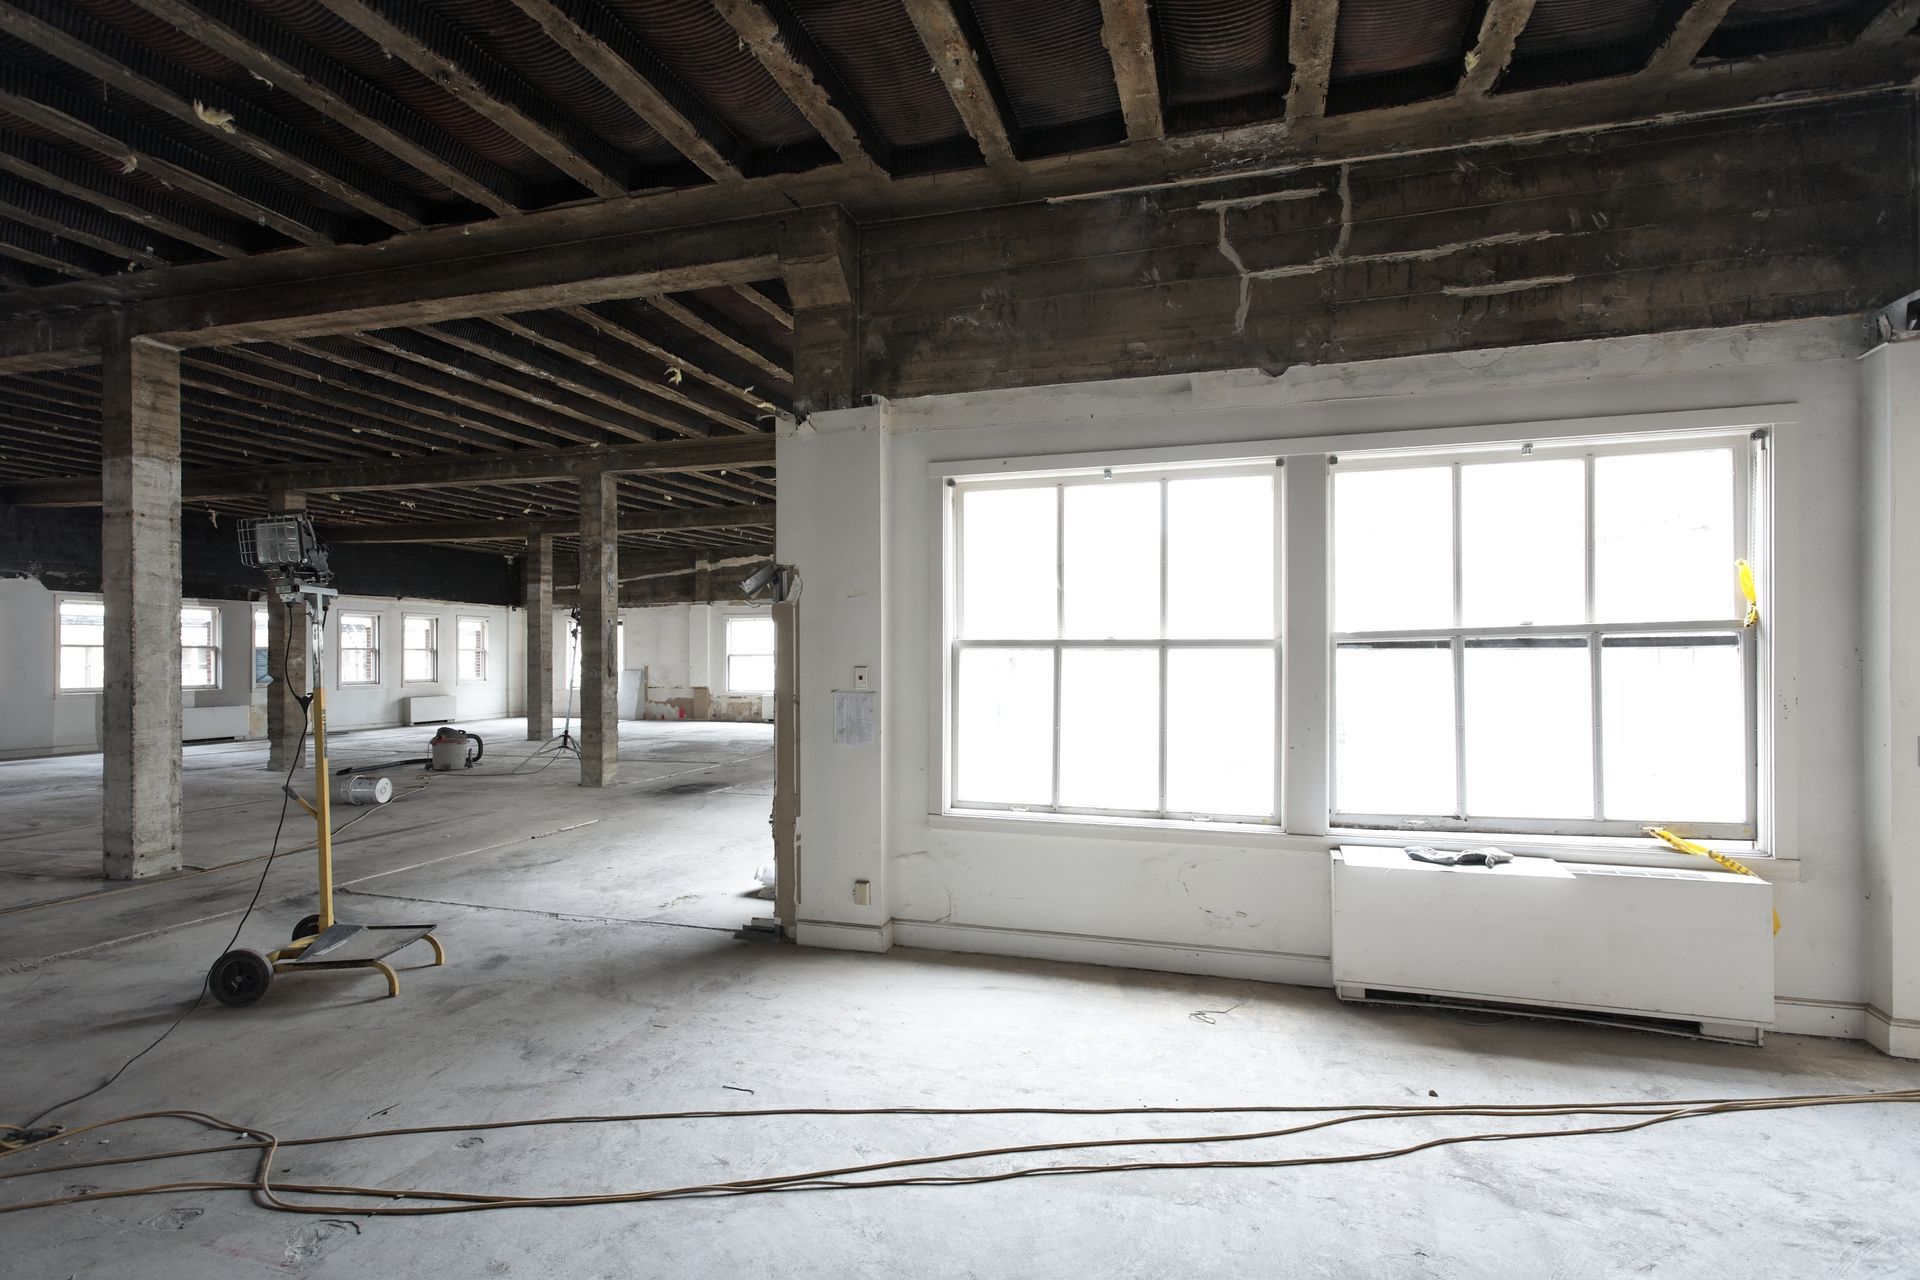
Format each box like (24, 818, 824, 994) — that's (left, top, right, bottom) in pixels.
(1330, 846, 1775, 1044)
(181, 704, 248, 742)
(403, 694, 457, 726)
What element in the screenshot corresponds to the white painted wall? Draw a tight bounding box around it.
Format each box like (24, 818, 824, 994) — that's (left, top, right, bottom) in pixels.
(0, 580, 257, 755)
(625, 602, 776, 721)
(0, 580, 516, 753)
(780, 316, 1904, 1043)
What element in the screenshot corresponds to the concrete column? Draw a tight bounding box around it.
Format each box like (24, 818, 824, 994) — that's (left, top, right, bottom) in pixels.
(524, 534, 554, 741)
(100, 336, 183, 880)
(265, 489, 312, 773)
(578, 470, 619, 785)
(1860, 339, 1920, 1059)
(775, 402, 890, 951)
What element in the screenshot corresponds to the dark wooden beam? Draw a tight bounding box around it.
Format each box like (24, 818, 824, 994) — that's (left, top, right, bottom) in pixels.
(505, 0, 743, 181)
(733, 283, 795, 331)
(0, 0, 425, 231)
(1458, 0, 1538, 96)
(0, 134, 245, 260)
(1286, 0, 1339, 120)
(3, 435, 776, 506)
(1860, 0, 1920, 43)
(1646, 0, 1740, 74)
(122, 0, 527, 215)
(333, 331, 606, 446)
(710, 0, 887, 174)
(309, 0, 633, 197)
(0, 214, 789, 371)
(902, 0, 1017, 166)
(0, 218, 115, 278)
(324, 502, 775, 543)
(569, 303, 785, 415)
(647, 295, 791, 386)
(0, 65, 339, 247)
(1098, 0, 1163, 141)
(490, 309, 764, 433)
(0, 174, 169, 268)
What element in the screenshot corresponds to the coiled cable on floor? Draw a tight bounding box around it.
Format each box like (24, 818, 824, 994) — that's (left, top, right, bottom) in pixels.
(1, 1089, 1915, 1217)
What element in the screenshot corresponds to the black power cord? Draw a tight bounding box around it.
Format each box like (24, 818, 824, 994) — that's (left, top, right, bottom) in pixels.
(16, 616, 313, 1134)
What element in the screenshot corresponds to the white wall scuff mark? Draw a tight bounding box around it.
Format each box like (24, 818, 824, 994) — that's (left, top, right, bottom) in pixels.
(1444, 274, 1577, 297)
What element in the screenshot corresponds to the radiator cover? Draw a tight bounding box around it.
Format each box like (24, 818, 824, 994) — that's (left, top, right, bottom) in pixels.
(1330, 846, 1775, 1041)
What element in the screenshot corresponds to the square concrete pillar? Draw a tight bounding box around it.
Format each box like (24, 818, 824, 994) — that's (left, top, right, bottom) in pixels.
(577, 471, 619, 785)
(524, 534, 555, 741)
(101, 336, 183, 880)
(265, 489, 312, 773)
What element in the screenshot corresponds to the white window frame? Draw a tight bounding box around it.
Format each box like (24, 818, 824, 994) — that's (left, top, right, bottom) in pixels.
(945, 461, 1284, 825)
(55, 595, 106, 693)
(253, 605, 271, 686)
(456, 616, 489, 684)
(1328, 432, 1762, 843)
(724, 614, 777, 695)
(338, 612, 381, 686)
(401, 613, 438, 685)
(934, 407, 1777, 852)
(180, 604, 220, 691)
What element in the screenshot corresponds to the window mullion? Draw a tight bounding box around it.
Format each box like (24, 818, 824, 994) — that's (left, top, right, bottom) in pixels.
(1451, 464, 1466, 820)
(1157, 478, 1169, 815)
(1052, 484, 1064, 810)
(1585, 454, 1604, 821)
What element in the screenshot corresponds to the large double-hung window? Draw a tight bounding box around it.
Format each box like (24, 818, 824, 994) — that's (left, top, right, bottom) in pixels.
(949, 465, 1280, 823)
(946, 428, 1764, 843)
(1331, 436, 1759, 840)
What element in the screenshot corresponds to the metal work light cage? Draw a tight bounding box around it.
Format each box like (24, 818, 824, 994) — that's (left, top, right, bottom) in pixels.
(238, 514, 321, 571)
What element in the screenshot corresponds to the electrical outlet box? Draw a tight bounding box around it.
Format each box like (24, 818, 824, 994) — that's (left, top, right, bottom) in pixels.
(853, 665, 869, 689)
(853, 879, 871, 906)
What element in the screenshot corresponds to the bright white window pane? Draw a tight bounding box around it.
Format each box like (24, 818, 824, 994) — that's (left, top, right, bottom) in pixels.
(1063, 482, 1160, 639)
(1166, 648, 1274, 816)
(182, 649, 217, 689)
(180, 607, 215, 647)
(60, 600, 104, 636)
(1594, 449, 1735, 622)
(343, 652, 377, 684)
(1335, 467, 1453, 632)
(340, 616, 375, 649)
(60, 647, 101, 690)
(955, 648, 1054, 806)
(404, 650, 435, 682)
(1167, 475, 1274, 639)
(1464, 643, 1592, 819)
(1602, 638, 1745, 823)
(1058, 648, 1159, 810)
(729, 616, 776, 656)
(729, 654, 774, 693)
(1335, 644, 1456, 815)
(254, 608, 270, 648)
(961, 487, 1057, 639)
(1460, 460, 1585, 627)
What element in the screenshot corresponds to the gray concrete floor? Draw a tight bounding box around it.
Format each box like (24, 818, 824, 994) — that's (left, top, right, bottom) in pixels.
(2, 719, 1918, 1278)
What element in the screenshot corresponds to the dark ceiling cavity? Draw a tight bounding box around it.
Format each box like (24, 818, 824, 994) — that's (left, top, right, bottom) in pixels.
(963, 0, 1124, 154)
(782, 0, 973, 165)
(1328, 0, 1479, 113)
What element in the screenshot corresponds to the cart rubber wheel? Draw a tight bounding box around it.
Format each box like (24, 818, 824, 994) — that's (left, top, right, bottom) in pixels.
(291, 914, 321, 942)
(208, 949, 273, 1008)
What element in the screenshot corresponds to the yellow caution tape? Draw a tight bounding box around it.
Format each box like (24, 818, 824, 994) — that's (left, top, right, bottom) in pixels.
(1646, 826, 1780, 935)
(1737, 559, 1759, 628)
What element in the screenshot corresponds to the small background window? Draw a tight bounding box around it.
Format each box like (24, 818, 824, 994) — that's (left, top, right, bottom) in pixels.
(57, 598, 105, 692)
(339, 613, 380, 686)
(403, 616, 438, 683)
(726, 617, 776, 694)
(180, 606, 219, 689)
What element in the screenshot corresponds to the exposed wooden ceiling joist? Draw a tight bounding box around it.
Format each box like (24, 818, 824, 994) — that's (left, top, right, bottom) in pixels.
(305, 0, 633, 197)
(1459, 0, 1539, 97)
(1286, 0, 1339, 121)
(2, 434, 776, 505)
(1646, 0, 1742, 75)
(1098, 0, 1162, 142)
(504, 0, 743, 182)
(709, 0, 886, 176)
(118, 0, 529, 215)
(324, 501, 775, 543)
(902, 0, 1016, 167)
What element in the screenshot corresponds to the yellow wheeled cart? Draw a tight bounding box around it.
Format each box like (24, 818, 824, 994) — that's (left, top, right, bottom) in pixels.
(207, 516, 445, 1008)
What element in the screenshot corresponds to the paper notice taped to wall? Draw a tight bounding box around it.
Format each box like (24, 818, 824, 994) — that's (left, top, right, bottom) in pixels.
(833, 689, 875, 747)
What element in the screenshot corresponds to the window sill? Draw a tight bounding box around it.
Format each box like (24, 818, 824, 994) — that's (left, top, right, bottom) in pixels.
(926, 811, 1796, 879)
